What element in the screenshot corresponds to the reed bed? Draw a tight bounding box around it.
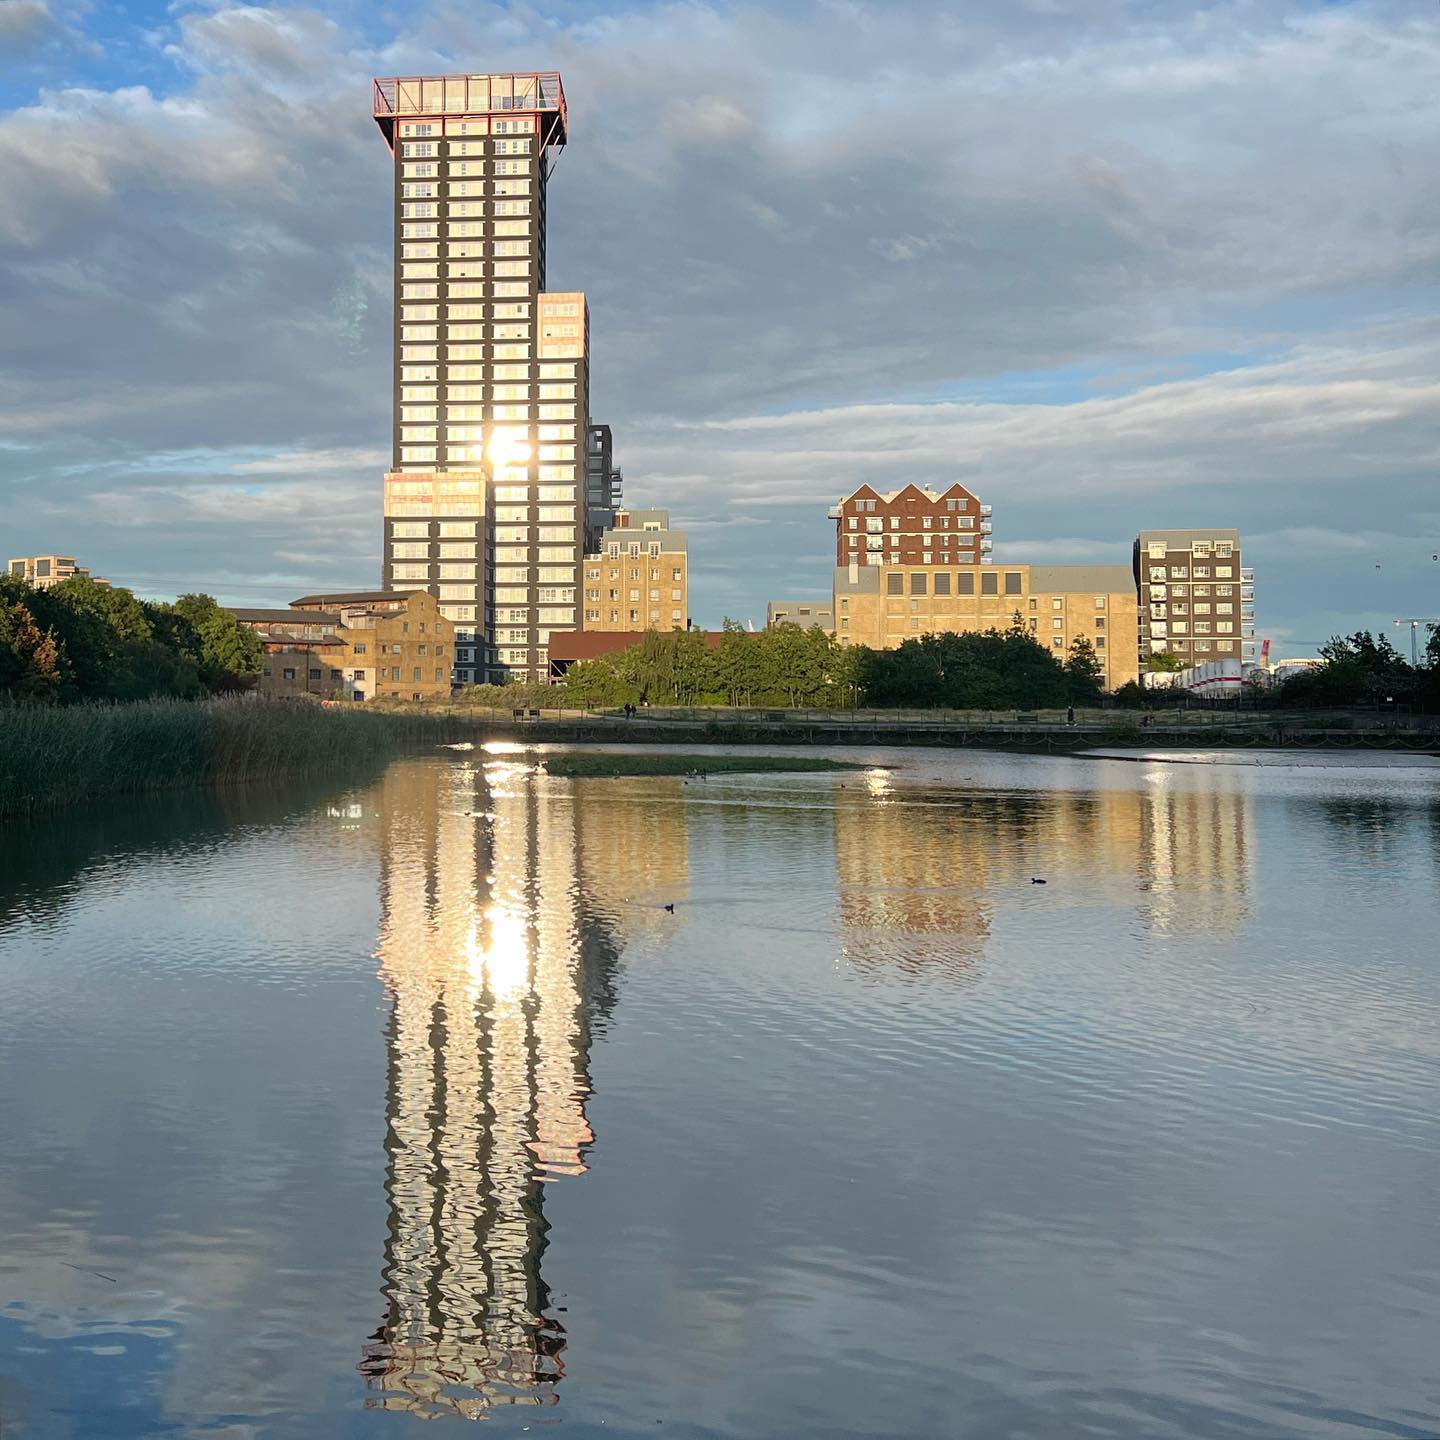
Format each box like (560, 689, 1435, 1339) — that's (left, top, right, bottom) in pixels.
(0, 697, 469, 817)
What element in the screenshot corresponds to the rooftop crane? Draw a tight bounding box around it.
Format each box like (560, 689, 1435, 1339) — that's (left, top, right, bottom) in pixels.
(1393, 618, 1440, 666)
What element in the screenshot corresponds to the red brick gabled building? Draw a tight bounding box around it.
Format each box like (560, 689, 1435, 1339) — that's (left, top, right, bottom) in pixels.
(828, 482, 992, 567)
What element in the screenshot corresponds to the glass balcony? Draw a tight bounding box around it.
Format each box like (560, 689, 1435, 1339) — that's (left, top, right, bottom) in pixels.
(980, 504, 992, 516)
(980, 521, 993, 534)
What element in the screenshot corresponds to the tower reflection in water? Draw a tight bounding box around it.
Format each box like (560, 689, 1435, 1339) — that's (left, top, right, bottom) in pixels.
(359, 755, 622, 1419)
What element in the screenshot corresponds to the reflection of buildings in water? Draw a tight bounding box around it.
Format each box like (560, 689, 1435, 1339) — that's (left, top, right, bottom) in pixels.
(573, 777, 690, 934)
(359, 758, 607, 1419)
(1136, 776, 1254, 935)
(834, 778, 1254, 972)
(833, 792, 1002, 979)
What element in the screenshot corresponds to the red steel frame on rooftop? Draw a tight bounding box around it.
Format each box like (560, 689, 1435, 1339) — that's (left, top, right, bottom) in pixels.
(372, 71, 566, 155)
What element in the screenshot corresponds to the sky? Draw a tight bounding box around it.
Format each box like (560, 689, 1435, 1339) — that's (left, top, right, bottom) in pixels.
(1, 0, 1437, 653)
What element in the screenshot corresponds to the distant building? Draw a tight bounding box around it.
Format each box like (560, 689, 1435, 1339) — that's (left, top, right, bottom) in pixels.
(585, 423, 623, 547)
(828, 482, 992, 568)
(833, 561, 1139, 690)
(580, 508, 688, 632)
(7, 555, 108, 589)
(231, 590, 453, 702)
(1134, 529, 1254, 668)
(767, 599, 835, 633)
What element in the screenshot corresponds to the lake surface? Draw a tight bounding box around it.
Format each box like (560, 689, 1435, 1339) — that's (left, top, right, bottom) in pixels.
(2, 746, 1439, 1439)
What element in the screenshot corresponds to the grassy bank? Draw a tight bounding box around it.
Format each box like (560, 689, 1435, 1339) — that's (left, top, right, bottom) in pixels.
(539, 753, 868, 778)
(0, 698, 469, 818)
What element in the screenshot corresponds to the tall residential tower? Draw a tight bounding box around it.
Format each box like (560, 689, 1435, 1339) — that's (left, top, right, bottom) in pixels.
(373, 73, 587, 684)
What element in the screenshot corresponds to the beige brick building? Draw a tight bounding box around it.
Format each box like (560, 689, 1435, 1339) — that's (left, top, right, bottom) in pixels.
(232, 590, 453, 702)
(833, 561, 1139, 690)
(580, 508, 687, 632)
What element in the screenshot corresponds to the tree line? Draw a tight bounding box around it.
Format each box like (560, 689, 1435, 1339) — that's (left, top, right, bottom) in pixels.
(0, 576, 261, 702)
(1274, 630, 1440, 709)
(529, 619, 1109, 710)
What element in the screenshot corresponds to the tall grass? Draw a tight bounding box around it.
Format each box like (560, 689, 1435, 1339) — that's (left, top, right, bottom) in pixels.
(0, 697, 471, 817)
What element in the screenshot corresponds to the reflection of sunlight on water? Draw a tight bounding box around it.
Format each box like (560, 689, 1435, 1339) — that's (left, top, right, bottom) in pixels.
(481, 894, 531, 1006)
(865, 768, 893, 799)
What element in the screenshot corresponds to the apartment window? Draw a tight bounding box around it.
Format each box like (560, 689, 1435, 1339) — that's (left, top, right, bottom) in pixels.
(282, 668, 296, 681)
(1004, 572, 1022, 595)
(981, 572, 998, 596)
(886, 573, 904, 595)
(910, 572, 927, 595)
(1052, 619, 1064, 630)
(1095, 637, 1106, 649)
(933, 572, 951, 595)
(1094, 617, 1105, 630)
(957, 572, 975, 595)
(351, 670, 365, 681)
(308, 668, 321, 680)
(353, 643, 366, 655)
(1052, 638, 1063, 648)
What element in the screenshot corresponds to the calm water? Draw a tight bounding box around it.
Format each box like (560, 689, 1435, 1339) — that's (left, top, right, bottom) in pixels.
(2, 746, 1439, 1439)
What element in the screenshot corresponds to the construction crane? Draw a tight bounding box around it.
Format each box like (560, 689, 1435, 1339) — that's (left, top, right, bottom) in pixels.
(1393, 618, 1440, 665)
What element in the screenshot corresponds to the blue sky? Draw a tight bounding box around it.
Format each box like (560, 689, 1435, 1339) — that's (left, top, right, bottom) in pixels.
(2, 0, 1438, 651)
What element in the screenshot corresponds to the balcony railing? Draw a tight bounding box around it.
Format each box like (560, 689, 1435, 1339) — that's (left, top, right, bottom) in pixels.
(827, 504, 842, 519)
(374, 72, 564, 119)
(980, 521, 993, 534)
(980, 504, 993, 517)
(1240, 567, 1254, 581)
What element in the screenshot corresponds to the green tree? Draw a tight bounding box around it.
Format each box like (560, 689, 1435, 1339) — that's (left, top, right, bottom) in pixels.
(168, 593, 262, 691)
(1064, 636, 1106, 704)
(0, 596, 66, 700)
(1146, 651, 1185, 673)
(1282, 630, 1416, 708)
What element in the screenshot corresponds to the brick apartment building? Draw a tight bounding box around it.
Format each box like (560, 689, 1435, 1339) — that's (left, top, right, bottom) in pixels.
(1133, 529, 1254, 667)
(828, 483, 992, 568)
